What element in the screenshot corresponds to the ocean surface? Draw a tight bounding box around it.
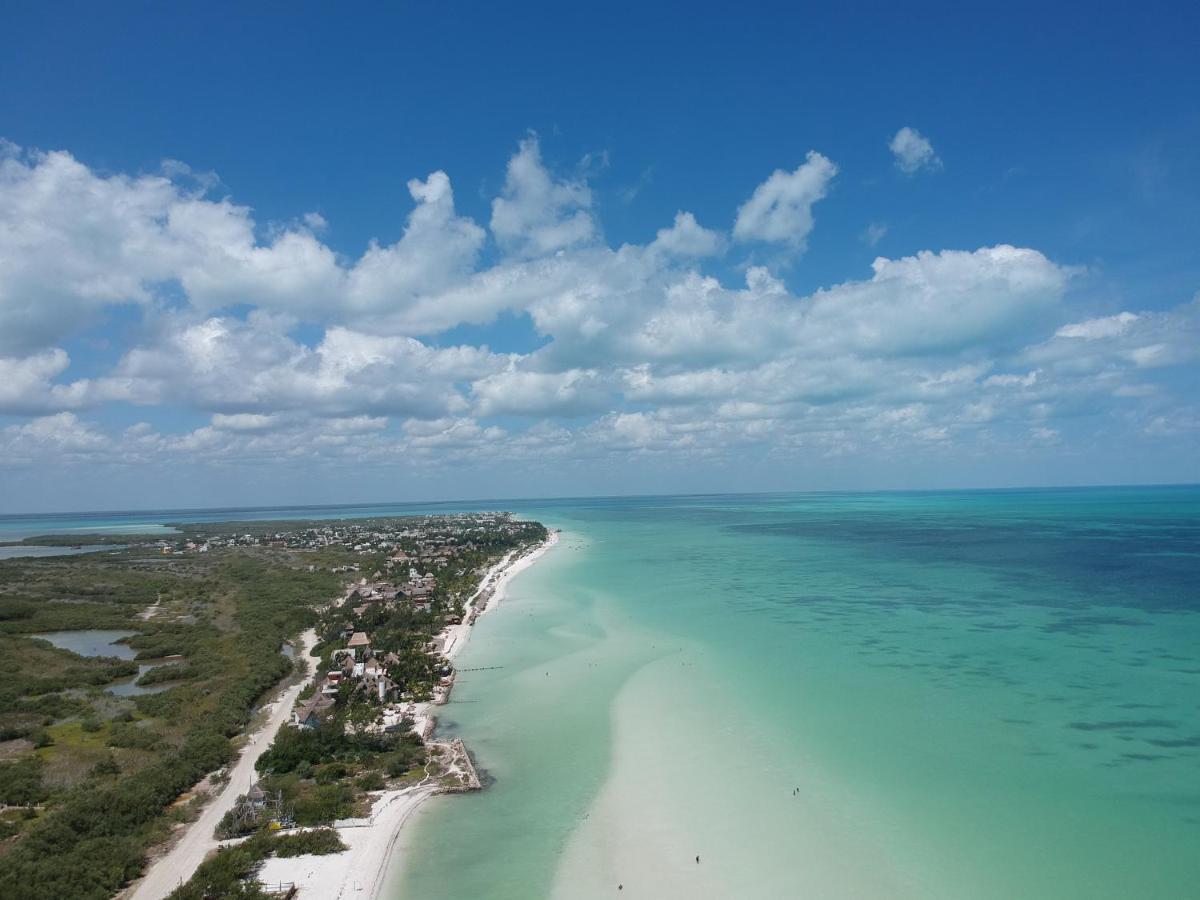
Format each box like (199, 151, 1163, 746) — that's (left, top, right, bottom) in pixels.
(389, 488, 1200, 899)
(6, 488, 1199, 898)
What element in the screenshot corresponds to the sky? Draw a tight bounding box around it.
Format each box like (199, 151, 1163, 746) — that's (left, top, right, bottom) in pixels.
(1, 1, 1198, 513)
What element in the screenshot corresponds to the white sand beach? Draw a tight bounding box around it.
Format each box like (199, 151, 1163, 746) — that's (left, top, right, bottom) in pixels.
(252, 531, 560, 899)
(255, 784, 438, 899)
(439, 529, 560, 660)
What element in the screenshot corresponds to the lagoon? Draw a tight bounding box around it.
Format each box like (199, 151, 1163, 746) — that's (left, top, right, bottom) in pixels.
(32, 629, 174, 696)
(33, 629, 139, 660)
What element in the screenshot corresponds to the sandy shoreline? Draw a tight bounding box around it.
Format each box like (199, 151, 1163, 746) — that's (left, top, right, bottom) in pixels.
(255, 530, 560, 899)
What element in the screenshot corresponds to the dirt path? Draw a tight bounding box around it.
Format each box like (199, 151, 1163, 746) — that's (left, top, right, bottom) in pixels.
(126, 627, 317, 899)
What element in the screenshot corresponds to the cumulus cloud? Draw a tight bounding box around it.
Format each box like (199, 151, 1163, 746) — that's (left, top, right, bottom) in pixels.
(0, 150, 180, 353)
(646, 212, 724, 259)
(101, 311, 503, 418)
(472, 367, 608, 418)
(0, 143, 487, 352)
(733, 151, 837, 249)
(0, 413, 110, 466)
(2, 138, 1197, 484)
(490, 136, 597, 257)
(344, 171, 486, 318)
(889, 127, 941, 174)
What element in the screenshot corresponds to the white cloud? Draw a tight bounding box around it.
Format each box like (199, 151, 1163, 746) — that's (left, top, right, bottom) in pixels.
(0, 144, 488, 352)
(211, 413, 280, 432)
(0, 150, 180, 353)
(985, 371, 1039, 388)
(0, 413, 110, 466)
(344, 171, 485, 317)
(2, 139, 1197, 485)
(0, 350, 78, 414)
(806, 246, 1068, 356)
(733, 151, 837, 249)
(1055, 311, 1138, 339)
(490, 136, 597, 257)
(0, 349, 140, 415)
(102, 312, 503, 419)
(863, 222, 888, 246)
(889, 127, 941, 174)
(472, 367, 608, 417)
(646, 211, 724, 259)
(1028, 301, 1199, 371)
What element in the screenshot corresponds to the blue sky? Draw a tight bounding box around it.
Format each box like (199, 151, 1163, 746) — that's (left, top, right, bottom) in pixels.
(1, 1, 1198, 512)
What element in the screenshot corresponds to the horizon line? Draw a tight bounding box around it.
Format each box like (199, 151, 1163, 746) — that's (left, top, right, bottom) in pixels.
(2, 480, 1197, 521)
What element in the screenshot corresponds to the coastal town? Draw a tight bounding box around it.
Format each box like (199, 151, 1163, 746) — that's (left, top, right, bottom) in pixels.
(0, 512, 554, 900)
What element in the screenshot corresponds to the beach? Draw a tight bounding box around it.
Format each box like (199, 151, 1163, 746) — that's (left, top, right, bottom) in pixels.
(251, 530, 560, 899)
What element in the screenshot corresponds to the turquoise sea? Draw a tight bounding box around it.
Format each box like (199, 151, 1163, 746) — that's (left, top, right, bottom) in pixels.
(6, 488, 1198, 897)
(388, 488, 1200, 899)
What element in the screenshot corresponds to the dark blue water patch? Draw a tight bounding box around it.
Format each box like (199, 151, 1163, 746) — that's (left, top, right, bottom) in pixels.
(1120, 753, 1174, 762)
(1146, 736, 1200, 748)
(1068, 719, 1179, 731)
(725, 498, 1200, 614)
(1042, 615, 1150, 634)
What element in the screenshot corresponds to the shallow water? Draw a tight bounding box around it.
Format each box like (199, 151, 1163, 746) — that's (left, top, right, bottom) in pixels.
(33, 629, 139, 660)
(391, 488, 1200, 899)
(0, 544, 125, 559)
(32, 629, 173, 695)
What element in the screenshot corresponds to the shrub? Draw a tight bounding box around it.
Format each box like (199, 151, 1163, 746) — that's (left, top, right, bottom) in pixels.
(90, 755, 120, 778)
(356, 771, 385, 791)
(106, 722, 161, 751)
(314, 763, 346, 785)
(0, 757, 48, 806)
(272, 828, 346, 858)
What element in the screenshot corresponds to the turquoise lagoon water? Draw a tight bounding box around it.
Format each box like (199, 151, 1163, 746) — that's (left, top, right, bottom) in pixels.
(388, 488, 1200, 899)
(6, 488, 1199, 897)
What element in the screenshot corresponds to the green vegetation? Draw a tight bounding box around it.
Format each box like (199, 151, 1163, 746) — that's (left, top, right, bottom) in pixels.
(273, 826, 346, 857)
(256, 719, 405, 774)
(0, 756, 48, 806)
(0, 542, 341, 899)
(166, 828, 346, 900)
(0, 514, 547, 899)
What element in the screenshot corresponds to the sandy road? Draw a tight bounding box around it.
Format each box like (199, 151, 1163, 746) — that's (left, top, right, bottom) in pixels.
(126, 627, 317, 899)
